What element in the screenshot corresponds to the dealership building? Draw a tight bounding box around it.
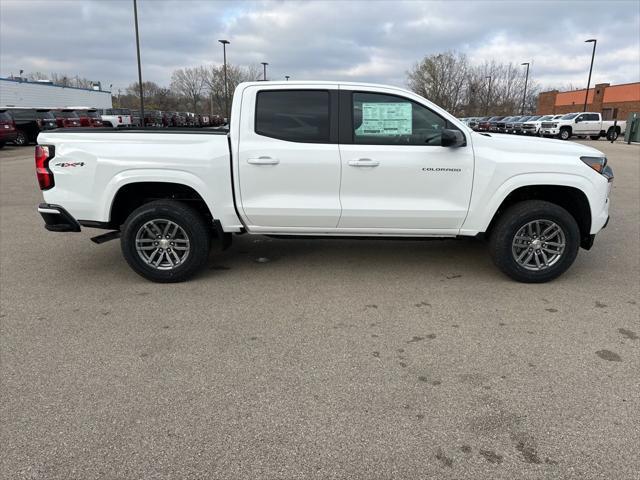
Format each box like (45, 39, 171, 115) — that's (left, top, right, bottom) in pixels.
(537, 82, 640, 120)
(0, 78, 112, 109)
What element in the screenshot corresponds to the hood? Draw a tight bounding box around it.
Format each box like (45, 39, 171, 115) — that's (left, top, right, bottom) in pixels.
(471, 131, 605, 158)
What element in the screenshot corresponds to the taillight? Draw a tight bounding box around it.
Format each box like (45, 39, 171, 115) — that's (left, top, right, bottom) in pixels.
(35, 145, 55, 190)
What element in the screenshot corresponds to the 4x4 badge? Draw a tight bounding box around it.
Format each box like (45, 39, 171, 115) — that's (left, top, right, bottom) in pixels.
(55, 162, 85, 168)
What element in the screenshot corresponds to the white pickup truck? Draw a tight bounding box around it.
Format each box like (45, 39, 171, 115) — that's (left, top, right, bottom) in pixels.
(539, 112, 626, 141)
(35, 81, 613, 283)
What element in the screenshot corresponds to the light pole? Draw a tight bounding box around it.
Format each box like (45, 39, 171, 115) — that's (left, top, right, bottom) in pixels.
(485, 75, 492, 116)
(261, 62, 268, 81)
(583, 39, 597, 112)
(218, 39, 230, 121)
(520, 62, 530, 115)
(285, 75, 290, 81)
(133, 0, 144, 128)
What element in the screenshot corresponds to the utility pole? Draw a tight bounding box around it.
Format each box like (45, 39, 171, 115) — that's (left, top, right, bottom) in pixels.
(583, 39, 597, 112)
(218, 40, 230, 121)
(261, 62, 268, 81)
(133, 0, 144, 128)
(521, 62, 530, 115)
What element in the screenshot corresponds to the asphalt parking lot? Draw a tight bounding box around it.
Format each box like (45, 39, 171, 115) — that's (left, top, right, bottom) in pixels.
(1, 139, 638, 479)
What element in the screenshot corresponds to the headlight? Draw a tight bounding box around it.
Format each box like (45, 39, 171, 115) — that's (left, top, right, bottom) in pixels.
(551, 123, 558, 128)
(581, 156, 607, 173)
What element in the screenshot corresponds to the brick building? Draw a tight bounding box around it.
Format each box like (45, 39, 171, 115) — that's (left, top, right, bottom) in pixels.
(537, 82, 640, 120)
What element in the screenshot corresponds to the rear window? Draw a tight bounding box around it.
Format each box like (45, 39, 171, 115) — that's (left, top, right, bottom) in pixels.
(255, 90, 330, 143)
(56, 111, 79, 119)
(0, 111, 11, 121)
(36, 111, 55, 120)
(86, 110, 100, 118)
(7, 109, 35, 120)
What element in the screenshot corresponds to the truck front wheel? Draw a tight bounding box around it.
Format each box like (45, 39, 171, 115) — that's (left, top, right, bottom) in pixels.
(121, 200, 211, 282)
(559, 128, 571, 140)
(489, 200, 580, 283)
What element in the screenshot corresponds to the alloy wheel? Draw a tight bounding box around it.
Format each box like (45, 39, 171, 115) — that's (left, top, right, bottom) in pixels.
(135, 219, 190, 270)
(511, 220, 566, 271)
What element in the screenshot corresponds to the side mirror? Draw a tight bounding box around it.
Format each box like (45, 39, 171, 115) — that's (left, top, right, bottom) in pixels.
(575, 118, 581, 123)
(441, 129, 465, 147)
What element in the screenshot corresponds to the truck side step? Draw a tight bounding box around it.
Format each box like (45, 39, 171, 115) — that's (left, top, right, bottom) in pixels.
(90, 230, 121, 244)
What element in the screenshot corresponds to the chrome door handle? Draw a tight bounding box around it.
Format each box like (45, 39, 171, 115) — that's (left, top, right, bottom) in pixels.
(348, 158, 380, 167)
(248, 156, 279, 165)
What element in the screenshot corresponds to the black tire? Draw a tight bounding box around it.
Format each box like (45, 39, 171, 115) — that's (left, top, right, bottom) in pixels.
(121, 200, 211, 283)
(590, 135, 600, 140)
(489, 200, 580, 283)
(14, 129, 28, 146)
(606, 129, 618, 141)
(559, 128, 571, 140)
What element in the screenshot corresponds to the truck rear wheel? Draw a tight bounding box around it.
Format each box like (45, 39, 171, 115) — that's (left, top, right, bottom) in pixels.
(489, 200, 580, 283)
(121, 200, 211, 282)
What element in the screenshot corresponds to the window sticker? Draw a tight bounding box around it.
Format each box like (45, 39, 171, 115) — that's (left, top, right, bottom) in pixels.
(356, 102, 412, 136)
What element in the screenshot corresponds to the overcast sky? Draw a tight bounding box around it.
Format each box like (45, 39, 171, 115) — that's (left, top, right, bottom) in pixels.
(1, 0, 638, 94)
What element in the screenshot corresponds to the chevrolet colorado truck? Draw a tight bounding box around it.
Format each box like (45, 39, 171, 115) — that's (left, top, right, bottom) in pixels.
(35, 81, 613, 283)
(539, 112, 626, 141)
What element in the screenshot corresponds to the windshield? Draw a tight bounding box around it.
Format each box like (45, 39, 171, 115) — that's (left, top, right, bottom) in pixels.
(86, 110, 101, 118)
(0, 111, 11, 121)
(538, 115, 554, 121)
(527, 116, 541, 121)
(560, 113, 578, 120)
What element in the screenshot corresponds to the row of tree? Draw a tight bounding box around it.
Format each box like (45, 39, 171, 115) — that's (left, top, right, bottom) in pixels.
(407, 51, 541, 117)
(20, 51, 547, 117)
(115, 64, 262, 115)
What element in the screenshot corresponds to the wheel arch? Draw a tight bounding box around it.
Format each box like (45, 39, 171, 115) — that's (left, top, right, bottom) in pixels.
(107, 177, 216, 228)
(484, 184, 592, 247)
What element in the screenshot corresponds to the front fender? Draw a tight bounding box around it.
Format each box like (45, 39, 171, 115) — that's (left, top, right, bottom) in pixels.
(461, 172, 598, 234)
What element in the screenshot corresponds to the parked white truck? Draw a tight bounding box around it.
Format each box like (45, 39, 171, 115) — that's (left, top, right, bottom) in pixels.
(539, 112, 626, 141)
(35, 81, 612, 283)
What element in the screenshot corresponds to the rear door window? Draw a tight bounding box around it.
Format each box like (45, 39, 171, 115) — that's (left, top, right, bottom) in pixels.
(255, 90, 330, 143)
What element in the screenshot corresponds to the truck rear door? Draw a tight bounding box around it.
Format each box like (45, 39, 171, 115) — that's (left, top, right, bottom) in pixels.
(237, 87, 341, 228)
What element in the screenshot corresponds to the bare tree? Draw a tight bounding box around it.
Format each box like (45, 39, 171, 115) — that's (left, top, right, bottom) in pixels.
(170, 66, 206, 113)
(407, 52, 540, 117)
(407, 52, 469, 114)
(203, 64, 261, 115)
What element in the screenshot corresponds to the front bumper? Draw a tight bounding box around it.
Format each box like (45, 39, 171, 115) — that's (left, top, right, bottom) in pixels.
(540, 128, 559, 136)
(38, 203, 81, 232)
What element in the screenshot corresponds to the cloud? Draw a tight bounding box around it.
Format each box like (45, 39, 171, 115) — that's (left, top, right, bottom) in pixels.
(1, 0, 638, 93)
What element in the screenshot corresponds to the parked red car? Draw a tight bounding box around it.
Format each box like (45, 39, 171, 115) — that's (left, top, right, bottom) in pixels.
(53, 110, 82, 128)
(73, 109, 104, 127)
(0, 109, 18, 148)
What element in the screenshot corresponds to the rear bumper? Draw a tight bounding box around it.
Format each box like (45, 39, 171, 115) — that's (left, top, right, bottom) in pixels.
(38, 203, 81, 232)
(0, 130, 18, 142)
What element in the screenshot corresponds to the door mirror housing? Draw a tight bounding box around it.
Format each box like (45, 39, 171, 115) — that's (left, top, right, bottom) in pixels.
(575, 117, 582, 123)
(441, 129, 465, 147)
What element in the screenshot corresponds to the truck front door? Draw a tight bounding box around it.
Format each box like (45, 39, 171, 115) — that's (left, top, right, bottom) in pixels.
(337, 89, 474, 232)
